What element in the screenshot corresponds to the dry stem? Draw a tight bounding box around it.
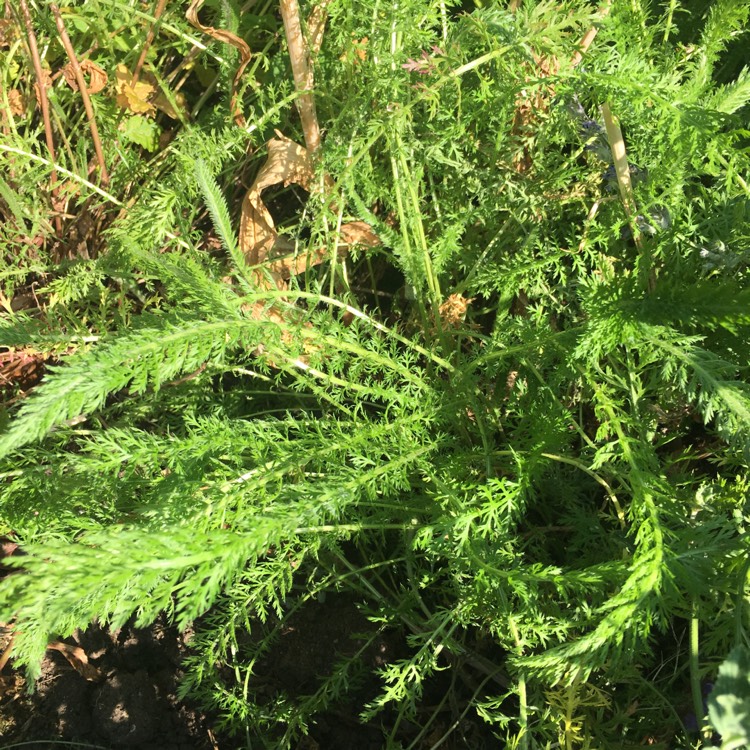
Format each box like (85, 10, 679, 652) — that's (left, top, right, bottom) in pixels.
(279, 0, 321, 154)
(50, 4, 109, 186)
(17, 0, 61, 230)
(133, 0, 169, 84)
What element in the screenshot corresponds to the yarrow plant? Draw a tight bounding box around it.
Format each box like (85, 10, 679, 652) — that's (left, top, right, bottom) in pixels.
(1, 0, 749, 747)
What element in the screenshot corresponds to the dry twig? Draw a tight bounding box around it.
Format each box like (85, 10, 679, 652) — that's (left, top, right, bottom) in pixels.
(17, 0, 61, 230)
(133, 0, 169, 84)
(50, 4, 109, 186)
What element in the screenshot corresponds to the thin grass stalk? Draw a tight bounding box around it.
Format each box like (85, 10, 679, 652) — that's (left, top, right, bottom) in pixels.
(689, 597, 709, 741)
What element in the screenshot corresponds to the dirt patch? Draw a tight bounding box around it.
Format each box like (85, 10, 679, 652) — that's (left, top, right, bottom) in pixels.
(0, 593, 496, 749)
(0, 618, 217, 749)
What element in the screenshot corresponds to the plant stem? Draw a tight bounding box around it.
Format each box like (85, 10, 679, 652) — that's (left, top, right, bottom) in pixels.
(17, 0, 61, 230)
(690, 597, 708, 741)
(279, 0, 321, 153)
(50, 3, 109, 186)
(132, 0, 169, 84)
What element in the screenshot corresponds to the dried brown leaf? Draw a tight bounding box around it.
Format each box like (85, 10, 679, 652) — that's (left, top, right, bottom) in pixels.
(186, 0, 251, 126)
(62, 59, 107, 94)
(239, 134, 379, 289)
(338, 220, 380, 248)
(47, 641, 103, 682)
(0, 348, 48, 391)
(8, 89, 25, 116)
(239, 134, 316, 270)
(439, 293, 473, 328)
(33, 68, 52, 107)
(114, 64, 184, 119)
(0, 19, 17, 48)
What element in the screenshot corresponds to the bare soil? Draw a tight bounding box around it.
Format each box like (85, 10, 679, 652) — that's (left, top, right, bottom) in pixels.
(0, 618, 217, 749)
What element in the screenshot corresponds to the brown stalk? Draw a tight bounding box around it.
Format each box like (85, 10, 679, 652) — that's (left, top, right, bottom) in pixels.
(306, 0, 331, 55)
(17, 0, 61, 231)
(49, 4, 109, 186)
(133, 0, 169, 84)
(279, 0, 320, 154)
(0, 629, 15, 673)
(571, 0, 612, 68)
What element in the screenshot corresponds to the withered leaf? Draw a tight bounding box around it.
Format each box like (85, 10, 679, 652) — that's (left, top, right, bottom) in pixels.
(186, 0, 251, 126)
(47, 641, 103, 682)
(8, 89, 25, 116)
(115, 64, 155, 115)
(114, 64, 185, 119)
(239, 133, 379, 288)
(62, 59, 107, 94)
(239, 134, 316, 269)
(338, 221, 380, 248)
(33, 68, 53, 107)
(0, 19, 17, 48)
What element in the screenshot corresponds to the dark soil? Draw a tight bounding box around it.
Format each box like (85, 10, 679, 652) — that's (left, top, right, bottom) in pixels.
(0, 593, 496, 750)
(0, 542, 494, 750)
(0, 618, 217, 749)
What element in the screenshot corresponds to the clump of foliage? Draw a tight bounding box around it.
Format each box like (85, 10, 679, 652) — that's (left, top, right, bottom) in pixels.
(1, 0, 750, 747)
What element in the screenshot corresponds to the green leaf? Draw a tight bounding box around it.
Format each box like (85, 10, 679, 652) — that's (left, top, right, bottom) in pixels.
(708, 645, 750, 750)
(120, 115, 161, 152)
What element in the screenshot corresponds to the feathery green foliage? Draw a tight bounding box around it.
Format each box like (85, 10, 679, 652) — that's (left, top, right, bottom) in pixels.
(1, 0, 749, 747)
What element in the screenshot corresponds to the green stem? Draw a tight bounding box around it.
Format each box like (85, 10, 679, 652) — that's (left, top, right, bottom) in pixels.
(735, 554, 750, 646)
(509, 617, 529, 750)
(662, 0, 677, 45)
(690, 597, 708, 741)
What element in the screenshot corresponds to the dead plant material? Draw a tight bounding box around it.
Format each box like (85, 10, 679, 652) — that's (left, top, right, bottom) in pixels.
(7, 89, 25, 117)
(47, 641, 103, 682)
(510, 1, 611, 173)
(279, 0, 321, 153)
(340, 36, 368, 65)
(601, 102, 653, 290)
(114, 64, 185, 119)
(50, 4, 109, 185)
(239, 133, 379, 289)
(0, 17, 17, 48)
(61, 58, 107, 94)
(571, 1, 612, 68)
(239, 134, 318, 270)
(439, 293, 474, 328)
(31, 67, 53, 108)
(51, 195, 109, 261)
(307, 0, 332, 56)
(601, 103, 637, 219)
(186, 0, 251, 126)
(115, 64, 156, 115)
(0, 630, 15, 674)
(511, 53, 560, 172)
(133, 0, 169, 85)
(236, 133, 379, 370)
(0, 349, 49, 392)
(17, 0, 60, 229)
